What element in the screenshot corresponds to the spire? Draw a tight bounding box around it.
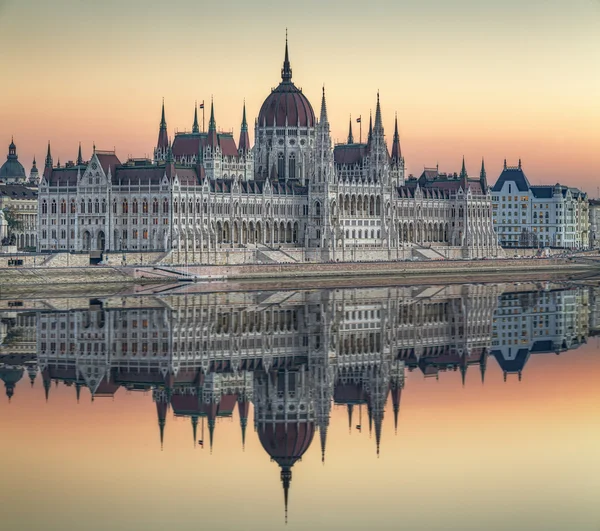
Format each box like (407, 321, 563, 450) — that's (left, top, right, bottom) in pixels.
(207, 98, 218, 148)
(391, 113, 401, 164)
(479, 157, 488, 192)
(238, 399, 250, 450)
(518, 158, 522, 170)
(281, 29, 292, 82)
(281, 466, 292, 524)
(160, 98, 166, 129)
(208, 418, 215, 453)
(191, 415, 199, 448)
(156, 100, 169, 153)
(45, 142, 52, 168)
(367, 111, 373, 145)
(156, 400, 168, 451)
(77, 142, 83, 165)
(460, 156, 467, 179)
(319, 424, 328, 464)
(374, 91, 383, 132)
(238, 101, 250, 153)
(347, 404, 353, 434)
(503, 158, 507, 170)
(374, 412, 383, 457)
(192, 102, 199, 134)
(76, 383, 81, 403)
(480, 354, 487, 384)
(461, 364, 467, 387)
(391, 384, 402, 435)
(319, 85, 328, 124)
(347, 115, 354, 144)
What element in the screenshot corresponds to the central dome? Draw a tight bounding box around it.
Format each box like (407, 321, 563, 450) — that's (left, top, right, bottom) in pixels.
(257, 39, 315, 128)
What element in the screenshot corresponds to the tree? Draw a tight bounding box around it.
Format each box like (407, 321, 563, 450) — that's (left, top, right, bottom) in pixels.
(3, 207, 23, 234)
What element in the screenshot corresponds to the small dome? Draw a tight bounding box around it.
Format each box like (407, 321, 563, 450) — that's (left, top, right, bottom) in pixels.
(257, 39, 315, 128)
(0, 139, 26, 182)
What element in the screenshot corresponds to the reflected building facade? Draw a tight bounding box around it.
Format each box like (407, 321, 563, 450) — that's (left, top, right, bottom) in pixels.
(0, 283, 592, 517)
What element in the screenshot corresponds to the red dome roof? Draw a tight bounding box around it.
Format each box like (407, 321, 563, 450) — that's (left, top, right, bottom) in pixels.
(257, 38, 315, 128)
(258, 421, 315, 467)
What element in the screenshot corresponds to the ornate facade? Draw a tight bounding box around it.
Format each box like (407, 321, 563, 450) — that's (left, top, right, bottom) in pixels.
(37, 38, 501, 262)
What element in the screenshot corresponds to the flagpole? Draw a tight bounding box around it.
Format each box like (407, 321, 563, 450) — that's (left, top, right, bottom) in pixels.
(359, 115, 362, 144)
(202, 101, 205, 133)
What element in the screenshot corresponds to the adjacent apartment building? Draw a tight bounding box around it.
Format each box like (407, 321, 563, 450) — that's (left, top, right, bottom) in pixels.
(490, 161, 589, 249)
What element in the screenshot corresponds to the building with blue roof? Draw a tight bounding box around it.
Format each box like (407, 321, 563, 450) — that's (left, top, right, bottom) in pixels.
(490, 160, 589, 249)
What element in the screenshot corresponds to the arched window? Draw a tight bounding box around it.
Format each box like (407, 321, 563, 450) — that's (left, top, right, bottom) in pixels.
(88, 199, 92, 214)
(289, 153, 296, 180)
(122, 200, 128, 214)
(94, 200, 100, 214)
(142, 199, 148, 214)
(153, 199, 159, 214)
(132, 199, 138, 214)
(42, 201, 48, 214)
(70, 200, 76, 214)
(60, 200, 66, 214)
(315, 201, 321, 217)
(51, 200, 57, 214)
(101, 200, 107, 214)
(80, 201, 85, 214)
(174, 201, 178, 214)
(163, 199, 169, 214)
(277, 152, 285, 179)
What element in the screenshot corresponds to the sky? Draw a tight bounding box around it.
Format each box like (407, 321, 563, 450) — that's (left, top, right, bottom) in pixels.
(0, 0, 599, 192)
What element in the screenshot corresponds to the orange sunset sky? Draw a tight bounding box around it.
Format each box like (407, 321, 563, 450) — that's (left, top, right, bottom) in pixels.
(1, 0, 599, 193)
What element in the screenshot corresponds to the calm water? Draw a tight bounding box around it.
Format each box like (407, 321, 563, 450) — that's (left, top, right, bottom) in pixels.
(1, 282, 599, 531)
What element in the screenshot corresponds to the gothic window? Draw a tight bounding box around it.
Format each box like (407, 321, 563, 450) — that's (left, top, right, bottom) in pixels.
(94, 200, 100, 214)
(142, 199, 148, 214)
(289, 154, 296, 180)
(315, 201, 321, 217)
(42, 201, 47, 214)
(81, 201, 85, 214)
(133, 200, 138, 214)
(51, 200, 57, 214)
(42, 230, 47, 239)
(102, 200, 107, 214)
(60, 200, 66, 214)
(163, 199, 169, 214)
(181, 201, 186, 214)
(88, 199, 93, 214)
(71, 200, 76, 214)
(143, 230, 148, 239)
(61, 229, 66, 239)
(278, 153, 285, 179)
(122, 200, 129, 214)
(153, 199, 159, 214)
(70, 229, 75, 239)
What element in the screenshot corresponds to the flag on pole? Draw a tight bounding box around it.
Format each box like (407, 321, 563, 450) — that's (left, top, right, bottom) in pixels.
(356, 117, 361, 123)
(199, 101, 204, 109)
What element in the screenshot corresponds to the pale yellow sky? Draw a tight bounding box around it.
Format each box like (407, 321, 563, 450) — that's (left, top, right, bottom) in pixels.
(1, 0, 599, 191)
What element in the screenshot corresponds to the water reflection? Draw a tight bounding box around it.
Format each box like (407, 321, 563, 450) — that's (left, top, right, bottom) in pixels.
(0, 282, 595, 523)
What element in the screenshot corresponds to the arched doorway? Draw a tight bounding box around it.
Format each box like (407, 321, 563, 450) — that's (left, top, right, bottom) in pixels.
(97, 231, 105, 251)
(83, 231, 91, 251)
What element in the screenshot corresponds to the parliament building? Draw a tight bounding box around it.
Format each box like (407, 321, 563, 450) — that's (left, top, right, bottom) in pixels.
(37, 38, 501, 264)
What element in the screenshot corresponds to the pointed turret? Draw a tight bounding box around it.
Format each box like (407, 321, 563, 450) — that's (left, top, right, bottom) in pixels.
(367, 111, 373, 146)
(45, 142, 52, 168)
(319, 86, 328, 124)
(238, 101, 250, 153)
(207, 98, 218, 148)
(480, 157, 488, 193)
(77, 142, 83, 165)
(391, 113, 401, 164)
(319, 424, 328, 464)
(480, 353, 487, 384)
(156, 400, 168, 450)
(191, 415, 199, 447)
(156, 99, 169, 155)
(238, 399, 250, 449)
(347, 404, 353, 434)
(391, 384, 402, 435)
(192, 102, 200, 134)
(281, 466, 292, 524)
(347, 116, 354, 144)
(76, 382, 81, 403)
(374, 91, 383, 133)
(281, 29, 292, 83)
(460, 156, 467, 179)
